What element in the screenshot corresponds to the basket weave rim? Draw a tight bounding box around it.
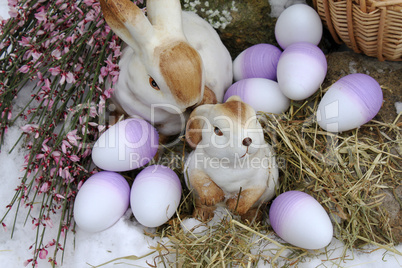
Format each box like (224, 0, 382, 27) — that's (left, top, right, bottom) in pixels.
(313, 0, 402, 61)
(358, 0, 402, 11)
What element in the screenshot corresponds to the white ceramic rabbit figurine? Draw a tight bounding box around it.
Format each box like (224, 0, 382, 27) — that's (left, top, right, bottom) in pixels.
(184, 96, 279, 222)
(99, 0, 233, 136)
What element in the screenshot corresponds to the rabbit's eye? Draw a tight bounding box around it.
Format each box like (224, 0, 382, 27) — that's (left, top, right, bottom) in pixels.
(214, 127, 223, 136)
(149, 77, 160, 90)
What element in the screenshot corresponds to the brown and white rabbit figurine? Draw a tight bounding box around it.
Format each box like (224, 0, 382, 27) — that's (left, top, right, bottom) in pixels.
(184, 96, 279, 222)
(99, 0, 233, 136)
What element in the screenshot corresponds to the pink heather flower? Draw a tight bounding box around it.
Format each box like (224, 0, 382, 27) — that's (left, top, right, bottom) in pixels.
(18, 37, 32, 47)
(50, 167, 57, 177)
(100, 66, 108, 76)
(2, 222, 7, 232)
(43, 99, 55, 110)
(32, 51, 42, 62)
(42, 139, 51, 152)
(34, 8, 47, 23)
(40, 182, 50, 193)
(66, 130, 81, 146)
(61, 144, 67, 154)
(21, 124, 39, 133)
(110, 71, 119, 85)
(87, 36, 94, 46)
(41, 78, 51, 92)
(51, 49, 61, 60)
(85, 10, 96, 22)
(69, 155, 80, 162)
(89, 105, 97, 117)
(105, 54, 117, 70)
(46, 240, 56, 248)
(37, 71, 43, 81)
(8, 0, 18, 6)
(35, 154, 45, 160)
(49, 67, 61, 76)
(84, 0, 96, 6)
(82, 147, 92, 158)
(18, 65, 30, 73)
(55, 193, 65, 200)
(59, 3, 67, 10)
(63, 46, 69, 56)
(65, 72, 75, 84)
(43, 218, 53, 228)
(61, 140, 72, 152)
(51, 151, 62, 163)
(77, 180, 84, 190)
(23, 50, 33, 61)
(40, 40, 49, 49)
(59, 75, 66, 85)
(39, 248, 48, 259)
(75, 5, 85, 16)
(23, 259, 33, 267)
(66, 34, 77, 44)
(108, 40, 119, 52)
(64, 169, 73, 182)
(8, 7, 18, 18)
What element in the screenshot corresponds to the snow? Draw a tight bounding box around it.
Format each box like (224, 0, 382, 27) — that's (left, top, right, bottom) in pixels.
(0, 0, 9, 20)
(0, 1, 401, 267)
(1, 114, 401, 266)
(396, 102, 402, 114)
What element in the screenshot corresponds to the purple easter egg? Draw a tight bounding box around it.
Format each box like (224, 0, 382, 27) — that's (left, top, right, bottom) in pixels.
(317, 73, 383, 132)
(224, 78, 290, 114)
(74, 171, 130, 232)
(277, 42, 327, 100)
(269, 191, 333, 249)
(233, 44, 282, 81)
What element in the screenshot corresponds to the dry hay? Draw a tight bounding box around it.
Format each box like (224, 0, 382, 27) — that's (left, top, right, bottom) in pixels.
(114, 86, 402, 267)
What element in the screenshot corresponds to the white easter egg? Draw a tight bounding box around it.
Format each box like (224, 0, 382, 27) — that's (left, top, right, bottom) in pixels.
(223, 78, 290, 114)
(74, 171, 130, 233)
(277, 42, 327, 100)
(275, 4, 323, 49)
(233, 44, 282, 82)
(317, 73, 383, 132)
(269, 191, 333, 249)
(130, 165, 182, 228)
(92, 118, 159, 172)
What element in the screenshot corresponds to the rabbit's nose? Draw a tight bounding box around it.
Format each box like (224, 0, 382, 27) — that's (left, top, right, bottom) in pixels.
(242, 137, 252, 147)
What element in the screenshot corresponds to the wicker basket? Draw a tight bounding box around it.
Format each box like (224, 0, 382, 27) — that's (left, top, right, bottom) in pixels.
(312, 0, 402, 61)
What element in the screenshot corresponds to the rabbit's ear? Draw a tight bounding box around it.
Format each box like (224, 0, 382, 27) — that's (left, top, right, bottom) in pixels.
(185, 105, 212, 149)
(146, 0, 184, 36)
(100, 0, 154, 50)
(225, 95, 242, 103)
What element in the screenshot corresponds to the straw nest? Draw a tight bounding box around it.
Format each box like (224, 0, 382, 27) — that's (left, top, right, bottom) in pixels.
(118, 84, 401, 267)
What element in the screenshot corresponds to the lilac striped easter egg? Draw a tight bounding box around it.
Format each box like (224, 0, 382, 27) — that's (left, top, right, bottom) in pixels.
(317, 73, 383, 132)
(223, 78, 290, 114)
(269, 191, 333, 249)
(233, 44, 282, 82)
(92, 118, 159, 172)
(277, 42, 327, 100)
(130, 165, 182, 228)
(74, 171, 130, 233)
